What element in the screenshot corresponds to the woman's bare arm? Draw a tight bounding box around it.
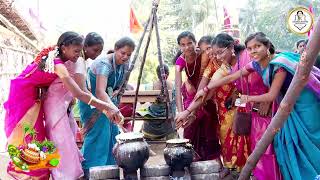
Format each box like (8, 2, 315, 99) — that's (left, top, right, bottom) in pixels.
(175, 66, 184, 112)
(248, 70, 287, 103)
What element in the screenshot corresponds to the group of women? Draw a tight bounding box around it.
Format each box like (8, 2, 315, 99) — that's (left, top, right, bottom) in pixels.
(174, 31, 320, 180)
(4, 31, 135, 179)
(3, 27, 320, 180)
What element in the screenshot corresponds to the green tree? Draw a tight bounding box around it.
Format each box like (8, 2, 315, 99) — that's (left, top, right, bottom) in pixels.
(239, 0, 319, 51)
(129, 0, 213, 85)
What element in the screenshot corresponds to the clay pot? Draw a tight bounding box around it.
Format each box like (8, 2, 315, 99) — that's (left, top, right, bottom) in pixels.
(163, 139, 193, 172)
(112, 132, 150, 178)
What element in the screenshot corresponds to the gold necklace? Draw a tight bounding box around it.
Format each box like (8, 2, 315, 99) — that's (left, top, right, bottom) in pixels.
(185, 54, 198, 77)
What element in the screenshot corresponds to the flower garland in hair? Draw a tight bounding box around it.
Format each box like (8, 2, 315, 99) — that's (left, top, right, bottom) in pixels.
(234, 38, 240, 45)
(34, 46, 59, 73)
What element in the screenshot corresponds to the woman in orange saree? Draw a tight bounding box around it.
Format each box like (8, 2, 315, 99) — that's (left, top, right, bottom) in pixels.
(176, 33, 250, 176)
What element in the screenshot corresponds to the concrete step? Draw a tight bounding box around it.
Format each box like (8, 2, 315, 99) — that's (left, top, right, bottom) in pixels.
(89, 165, 120, 179)
(190, 173, 219, 180)
(189, 160, 221, 175)
(140, 164, 170, 177)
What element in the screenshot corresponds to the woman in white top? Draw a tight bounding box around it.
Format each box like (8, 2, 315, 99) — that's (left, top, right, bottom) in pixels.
(74, 32, 104, 92)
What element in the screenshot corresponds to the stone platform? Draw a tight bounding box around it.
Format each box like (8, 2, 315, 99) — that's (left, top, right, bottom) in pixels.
(89, 143, 237, 180)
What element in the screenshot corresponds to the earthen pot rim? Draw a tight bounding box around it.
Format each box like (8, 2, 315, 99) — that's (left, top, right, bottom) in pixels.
(166, 138, 189, 144)
(116, 132, 145, 143)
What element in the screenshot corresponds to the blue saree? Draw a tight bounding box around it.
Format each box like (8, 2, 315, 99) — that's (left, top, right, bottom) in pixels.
(79, 54, 127, 172)
(248, 52, 320, 180)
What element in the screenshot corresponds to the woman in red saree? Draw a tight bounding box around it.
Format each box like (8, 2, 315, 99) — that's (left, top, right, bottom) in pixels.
(176, 33, 250, 176)
(175, 31, 220, 161)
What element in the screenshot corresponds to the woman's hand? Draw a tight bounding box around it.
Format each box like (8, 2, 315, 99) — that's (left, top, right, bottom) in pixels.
(225, 89, 239, 110)
(112, 89, 121, 98)
(194, 89, 208, 102)
(113, 111, 125, 125)
(175, 111, 190, 129)
(182, 113, 197, 128)
(258, 102, 271, 117)
(240, 95, 249, 104)
(103, 107, 124, 125)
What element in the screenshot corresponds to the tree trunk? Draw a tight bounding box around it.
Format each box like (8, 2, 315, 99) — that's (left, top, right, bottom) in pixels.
(239, 17, 320, 180)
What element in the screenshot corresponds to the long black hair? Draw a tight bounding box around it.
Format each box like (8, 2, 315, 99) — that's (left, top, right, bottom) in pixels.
(114, 37, 135, 50)
(211, 33, 245, 56)
(84, 32, 104, 47)
(38, 31, 83, 70)
(172, 50, 183, 64)
(57, 31, 83, 56)
(295, 39, 305, 48)
(177, 31, 196, 45)
(244, 32, 275, 54)
(198, 35, 214, 46)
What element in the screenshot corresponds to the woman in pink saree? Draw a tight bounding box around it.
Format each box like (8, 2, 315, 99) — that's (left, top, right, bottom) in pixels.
(4, 31, 122, 180)
(44, 61, 82, 179)
(44, 32, 104, 179)
(232, 50, 281, 180)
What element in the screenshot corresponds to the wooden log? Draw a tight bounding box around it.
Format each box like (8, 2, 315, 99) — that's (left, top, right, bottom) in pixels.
(131, 7, 156, 131)
(117, 9, 153, 99)
(153, 13, 171, 121)
(120, 90, 173, 103)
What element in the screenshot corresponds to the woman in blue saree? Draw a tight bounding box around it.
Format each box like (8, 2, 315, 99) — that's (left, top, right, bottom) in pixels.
(79, 37, 135, 177)
(195, 32, 320, 180)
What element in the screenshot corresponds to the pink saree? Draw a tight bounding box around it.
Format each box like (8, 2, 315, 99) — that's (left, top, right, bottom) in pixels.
(4, 59, 63, 179)
(44, 61, 84, 179)
(232, 50, 281, 180)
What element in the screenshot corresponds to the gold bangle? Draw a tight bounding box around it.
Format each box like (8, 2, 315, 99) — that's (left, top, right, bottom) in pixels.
(88, 96, 93, 105)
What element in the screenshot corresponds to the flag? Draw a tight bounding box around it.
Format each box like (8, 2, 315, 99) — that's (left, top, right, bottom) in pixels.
(130, 7, 142, 34)
(223, 7, 231, 30)
(308, 4, 314, 37)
